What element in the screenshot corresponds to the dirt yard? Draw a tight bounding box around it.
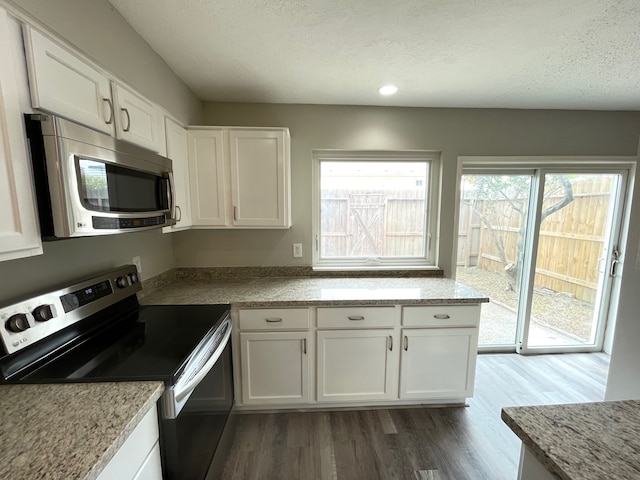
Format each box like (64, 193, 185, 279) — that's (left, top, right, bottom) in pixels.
(456, 267, 595, 343)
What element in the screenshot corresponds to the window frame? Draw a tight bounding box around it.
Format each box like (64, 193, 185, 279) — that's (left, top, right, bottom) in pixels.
(312, 150, 441, 270)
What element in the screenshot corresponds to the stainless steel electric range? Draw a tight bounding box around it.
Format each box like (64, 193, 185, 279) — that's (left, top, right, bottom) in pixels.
(0, 265, 234, 480)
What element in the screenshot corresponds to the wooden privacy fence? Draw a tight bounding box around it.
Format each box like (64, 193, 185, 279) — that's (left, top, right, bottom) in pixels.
(458, 177, 613, 304)
(320, 189, 425, 257)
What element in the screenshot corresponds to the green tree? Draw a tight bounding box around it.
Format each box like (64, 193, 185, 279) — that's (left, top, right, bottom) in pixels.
(464, 174, 574, 291)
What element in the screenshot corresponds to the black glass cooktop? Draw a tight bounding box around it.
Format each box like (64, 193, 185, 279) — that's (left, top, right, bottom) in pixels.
(12, 304, 230, 385)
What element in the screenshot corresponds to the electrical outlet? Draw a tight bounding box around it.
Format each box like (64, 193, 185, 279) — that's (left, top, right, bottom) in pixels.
(132, 256, 142, 273)
(292, 243, 303, 258)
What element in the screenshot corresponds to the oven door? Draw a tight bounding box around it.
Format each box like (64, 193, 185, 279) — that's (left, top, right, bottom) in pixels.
(159, 316, 234, 480)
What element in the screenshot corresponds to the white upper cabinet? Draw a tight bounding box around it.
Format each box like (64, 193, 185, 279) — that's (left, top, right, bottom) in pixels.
(163, 118, 192, 231)
(111, 82, 163, 152)
(229, 129, 291, 228)
(188, 128, 227, 226)
(22, 25, 114, 135)
(188, 127, 292, 229)
(22, 25, 164, 153)
(0, 8, 42, 262)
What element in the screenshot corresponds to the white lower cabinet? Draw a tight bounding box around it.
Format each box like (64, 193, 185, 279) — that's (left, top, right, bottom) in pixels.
(97, 404, 162, 480)
(236, 304, 481, 409)
(240, 331, 310, 405)
(238, 308, 310, 405)
(317, 329, 397, 402)
(399, 327, 478, 399)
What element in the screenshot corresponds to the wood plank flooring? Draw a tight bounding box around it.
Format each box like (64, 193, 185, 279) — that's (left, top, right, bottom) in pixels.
(220, 353, 609, 480)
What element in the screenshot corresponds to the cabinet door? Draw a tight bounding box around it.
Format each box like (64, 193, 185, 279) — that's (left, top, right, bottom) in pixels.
(187, 129, 228, 226)
(163, 118, 192, 231)
(317, 329, 397, 402)
(22, 25, 114, 135)
(96, 405, 161, 480)
(229, 129, 291, 228)
(111, 82, 163, 152)
(399, 328, 478, 400)
(240, 331, 309, 405)
(0, 9, 42, 262)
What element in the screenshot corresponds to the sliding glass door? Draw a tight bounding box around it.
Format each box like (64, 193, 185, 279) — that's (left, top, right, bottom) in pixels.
(457, 166, 628, 353)
(457, 173, 533, 348)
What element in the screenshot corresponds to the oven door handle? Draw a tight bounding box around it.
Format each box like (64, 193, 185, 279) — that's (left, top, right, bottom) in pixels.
(174, 318, 232, 406)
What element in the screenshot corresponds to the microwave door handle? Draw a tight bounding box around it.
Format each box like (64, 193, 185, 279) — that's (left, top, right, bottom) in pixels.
(165, 171, 176, 223)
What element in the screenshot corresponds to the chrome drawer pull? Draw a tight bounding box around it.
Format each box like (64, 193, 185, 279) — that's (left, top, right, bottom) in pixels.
(388, 335, 393, 351)
(404, 336, 408, 351)
(265, 318, 283, 323)
(303, 338, 307, 354)
(433, 314, 451, 319)
(348, 315, 365, 321)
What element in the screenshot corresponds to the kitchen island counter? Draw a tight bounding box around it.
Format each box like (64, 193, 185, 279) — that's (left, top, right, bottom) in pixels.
(140, 275, 489, 306)
(0, 381, 164, 480)
(502, 400, 640, 480)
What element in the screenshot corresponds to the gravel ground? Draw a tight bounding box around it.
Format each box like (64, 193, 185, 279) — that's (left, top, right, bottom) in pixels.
(456, 267, 595, 343)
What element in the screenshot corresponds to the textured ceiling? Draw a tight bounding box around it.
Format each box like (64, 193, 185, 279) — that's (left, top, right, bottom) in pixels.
(108, 0, 640, 110)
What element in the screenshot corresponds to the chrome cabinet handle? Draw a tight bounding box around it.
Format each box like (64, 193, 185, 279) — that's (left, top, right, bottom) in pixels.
(265, 317, 283, 323)
(176, 205, 182, 222)
(303, 338, 307, 354)
(388, 335, 393, 351)
(404, 336, 408, 351)
(103, 98, 114, 124)
(348, 315, 365, 321)
(233, 206, 238, 221)
(433, 314, 450, 320)
(121, 108, 131, 131)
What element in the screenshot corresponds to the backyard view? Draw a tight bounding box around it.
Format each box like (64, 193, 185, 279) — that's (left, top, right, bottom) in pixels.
(457, 173, 618, 349)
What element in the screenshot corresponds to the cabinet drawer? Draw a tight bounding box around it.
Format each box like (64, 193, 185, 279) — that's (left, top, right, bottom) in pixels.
(317, 306, 395, 328)
(239, 308, 309, 330)
(402, 305, 480, 327)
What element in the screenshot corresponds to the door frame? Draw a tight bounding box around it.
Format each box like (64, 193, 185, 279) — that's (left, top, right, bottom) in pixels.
(454, 156, 636, 354)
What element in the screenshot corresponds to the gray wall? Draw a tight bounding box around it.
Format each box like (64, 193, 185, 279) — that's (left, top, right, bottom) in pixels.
(172, 102, 640, 277)
(0, 0, 203, 303)
(606, 135, 640, 400)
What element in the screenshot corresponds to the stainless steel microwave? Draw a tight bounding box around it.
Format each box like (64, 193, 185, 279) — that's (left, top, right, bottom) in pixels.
(24, 114, 176, 239)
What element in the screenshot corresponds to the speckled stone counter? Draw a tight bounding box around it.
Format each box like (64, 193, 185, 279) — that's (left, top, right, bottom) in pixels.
(502, 400, 640, 480)
(0, 382, 164, 480)
(140, 276, 489, 306)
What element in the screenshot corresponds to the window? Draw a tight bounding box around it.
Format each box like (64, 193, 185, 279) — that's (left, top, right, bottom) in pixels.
(313, 150, 441, 269)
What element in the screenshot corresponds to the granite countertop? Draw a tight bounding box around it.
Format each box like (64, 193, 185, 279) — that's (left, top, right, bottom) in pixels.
(140, 276, 489, 307)
(502, 400, 640, 480)
(0, 381, 164, 480)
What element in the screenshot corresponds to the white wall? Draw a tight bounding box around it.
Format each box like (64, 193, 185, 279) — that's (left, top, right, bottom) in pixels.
(172, 102, 640, 277)
(0, 0, 203, 303)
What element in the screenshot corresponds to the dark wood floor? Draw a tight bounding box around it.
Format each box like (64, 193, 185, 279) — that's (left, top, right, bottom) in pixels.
(220, 353, 609, 480)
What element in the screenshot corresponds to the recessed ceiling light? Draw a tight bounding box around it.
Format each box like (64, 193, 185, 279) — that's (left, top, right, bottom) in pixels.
(377, 84, 398, 96)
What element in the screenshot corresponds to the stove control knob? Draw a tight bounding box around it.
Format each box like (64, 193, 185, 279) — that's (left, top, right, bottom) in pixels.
(6, 313, 30, 333)
(128, 273, 139, 284)
(115, 276, 129, 289)
(33, 304, 56, 322)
